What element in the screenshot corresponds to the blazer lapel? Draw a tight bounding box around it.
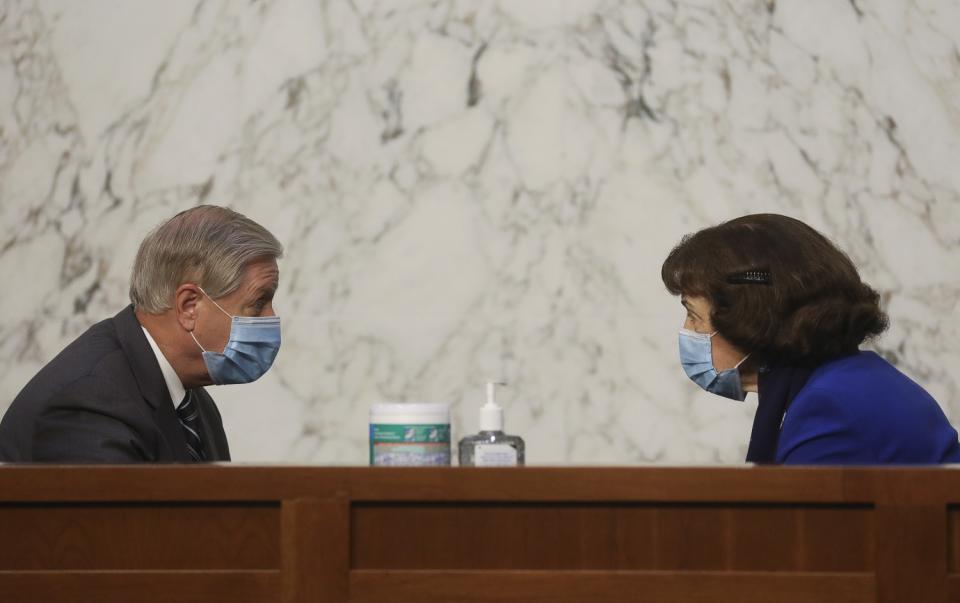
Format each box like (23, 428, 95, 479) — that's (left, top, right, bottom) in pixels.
(113, 305, 192, 463)
(153, 397, 193, 463)
(193, 388, 231, 462)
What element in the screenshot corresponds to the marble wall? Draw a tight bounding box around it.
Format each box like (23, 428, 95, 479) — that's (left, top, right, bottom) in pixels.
(1, 0, 958, 464)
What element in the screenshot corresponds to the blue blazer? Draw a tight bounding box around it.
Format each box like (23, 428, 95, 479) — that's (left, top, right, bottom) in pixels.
(777, 351, 960, 464)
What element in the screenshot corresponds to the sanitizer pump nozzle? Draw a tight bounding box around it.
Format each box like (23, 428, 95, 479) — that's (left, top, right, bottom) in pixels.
(479, 382, 506, 432)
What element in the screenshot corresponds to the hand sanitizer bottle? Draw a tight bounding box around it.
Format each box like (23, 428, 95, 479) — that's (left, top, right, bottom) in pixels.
(458, 382, 525, 466)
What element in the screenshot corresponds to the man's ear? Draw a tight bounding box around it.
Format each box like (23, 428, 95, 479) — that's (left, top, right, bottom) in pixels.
(174, 284, 202, 332)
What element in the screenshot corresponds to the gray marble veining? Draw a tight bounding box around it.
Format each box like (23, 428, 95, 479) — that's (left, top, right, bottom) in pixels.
(1, 0, 958, 464)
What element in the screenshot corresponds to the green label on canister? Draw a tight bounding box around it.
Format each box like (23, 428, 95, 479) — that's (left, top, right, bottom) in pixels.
(369, 424, 451, 466)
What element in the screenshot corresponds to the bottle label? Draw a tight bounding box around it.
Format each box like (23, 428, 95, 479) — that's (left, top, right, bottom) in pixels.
(475, 444, 518, 467)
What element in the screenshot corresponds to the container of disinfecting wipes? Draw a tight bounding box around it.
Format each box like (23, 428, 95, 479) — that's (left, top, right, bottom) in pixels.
(369, 402, 451, 466)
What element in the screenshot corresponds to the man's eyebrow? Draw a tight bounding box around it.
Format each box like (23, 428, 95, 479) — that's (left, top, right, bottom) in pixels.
(681, 299, 700, 318)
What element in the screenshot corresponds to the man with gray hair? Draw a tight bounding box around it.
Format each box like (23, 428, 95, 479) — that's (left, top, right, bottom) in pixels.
(0, 205, 284, 462)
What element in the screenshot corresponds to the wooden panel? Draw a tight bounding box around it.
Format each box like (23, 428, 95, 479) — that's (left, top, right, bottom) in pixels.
(795, 507, 875, 572)
(950, 506, 960, 574)
(2, 466, 958, 504)
(948, 575, 960, 603)
(654, 506, 729, 570)
(281, 497, 349, 603)
(0, 503, 280, 570)
(875, 505, 946, 603)
(346, 467, 860, 503)
(349, 570, 875, 603)
(0, 570, 278, 603)
(351, 503, 873, 571)
(0, 466, 956, 603)
(727, 506, 795, 570)
(0, 466, 868, 503)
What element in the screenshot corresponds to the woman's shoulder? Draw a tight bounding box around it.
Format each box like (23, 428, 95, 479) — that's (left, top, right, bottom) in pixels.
(793, 350, 941, 426)
(781, 351, 959, 464)
(805, 351, 904, 390)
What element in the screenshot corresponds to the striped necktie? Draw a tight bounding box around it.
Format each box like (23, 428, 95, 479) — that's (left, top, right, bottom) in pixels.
(176, 390, 206, 462)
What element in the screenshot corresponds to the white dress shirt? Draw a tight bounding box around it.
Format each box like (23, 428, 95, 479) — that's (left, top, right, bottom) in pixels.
(141, 326, 186, 408)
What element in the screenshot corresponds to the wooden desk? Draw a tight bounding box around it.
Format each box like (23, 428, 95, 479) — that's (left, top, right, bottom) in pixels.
(1, 466, 958, 602)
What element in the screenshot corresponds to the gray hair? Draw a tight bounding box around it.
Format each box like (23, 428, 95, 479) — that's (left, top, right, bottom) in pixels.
(130, 205, 284, 313)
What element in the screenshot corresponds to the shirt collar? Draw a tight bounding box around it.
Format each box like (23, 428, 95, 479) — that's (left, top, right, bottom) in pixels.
(141, 326, 187, 408)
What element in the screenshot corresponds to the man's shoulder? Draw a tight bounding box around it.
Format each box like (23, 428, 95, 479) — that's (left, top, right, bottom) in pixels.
(9, 308, 144, 408)
(0, 307, 153, 462)
(34, 317, 120, 384)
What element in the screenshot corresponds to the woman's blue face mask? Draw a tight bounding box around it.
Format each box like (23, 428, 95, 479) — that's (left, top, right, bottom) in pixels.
(678, 329, 749, 401)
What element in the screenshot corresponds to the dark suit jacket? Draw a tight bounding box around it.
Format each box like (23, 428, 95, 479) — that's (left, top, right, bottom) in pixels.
(0, 305, 230, 462)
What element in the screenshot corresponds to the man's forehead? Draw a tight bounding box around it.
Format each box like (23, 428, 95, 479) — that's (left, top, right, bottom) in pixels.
(243, 259, 280, 290)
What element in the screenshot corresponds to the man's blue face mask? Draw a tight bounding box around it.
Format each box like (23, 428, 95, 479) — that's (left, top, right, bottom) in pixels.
(678, 329, 749, 401)
(191, 288, 281, 385)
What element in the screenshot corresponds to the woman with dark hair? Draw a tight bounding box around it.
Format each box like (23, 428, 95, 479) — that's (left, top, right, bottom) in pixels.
(661, 214, 960, 464)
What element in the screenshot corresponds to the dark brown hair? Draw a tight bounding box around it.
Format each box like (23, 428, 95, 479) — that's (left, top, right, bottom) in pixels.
(661, 214, 888, 365)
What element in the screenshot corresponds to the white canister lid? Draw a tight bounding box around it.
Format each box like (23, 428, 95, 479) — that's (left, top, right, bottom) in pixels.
(370, 402, 450, 424)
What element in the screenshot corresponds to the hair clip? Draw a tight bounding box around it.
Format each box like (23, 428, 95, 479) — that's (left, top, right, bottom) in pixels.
(726, 270, 772, 285)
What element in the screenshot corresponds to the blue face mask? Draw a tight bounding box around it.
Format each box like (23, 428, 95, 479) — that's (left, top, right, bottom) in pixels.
(678, 329, 749, 401)
(191, 288, 281, 385)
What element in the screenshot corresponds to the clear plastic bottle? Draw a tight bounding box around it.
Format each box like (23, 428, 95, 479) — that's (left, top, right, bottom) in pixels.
(458, 382, 525, 466)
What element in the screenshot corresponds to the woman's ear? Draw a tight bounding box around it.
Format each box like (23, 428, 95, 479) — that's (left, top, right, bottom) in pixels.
(174, 284, 202, 332)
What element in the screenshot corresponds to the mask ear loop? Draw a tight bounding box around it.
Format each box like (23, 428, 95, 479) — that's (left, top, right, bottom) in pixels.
(197, 286, 234, 319)
(190, 286, 229, 354)
(708, 332, 750, 370)
(705, 329, 750, 370)
(190, 330, 208, 353)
